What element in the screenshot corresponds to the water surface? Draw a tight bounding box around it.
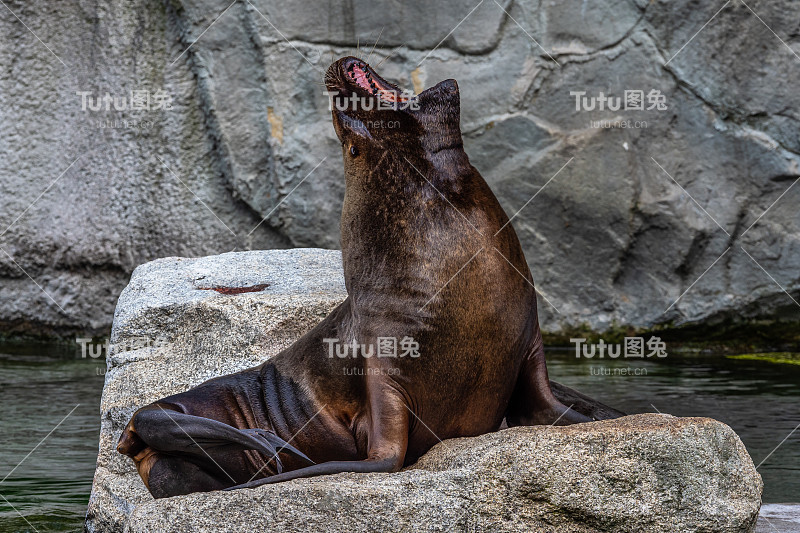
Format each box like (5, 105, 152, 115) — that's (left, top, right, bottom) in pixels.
(0, 347, 105, 533)
(547, 350, 800, 503)
(0, 343, 797, 532)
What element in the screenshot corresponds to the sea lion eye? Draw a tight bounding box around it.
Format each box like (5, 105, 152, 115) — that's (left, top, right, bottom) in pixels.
(349, 145, 359, 157)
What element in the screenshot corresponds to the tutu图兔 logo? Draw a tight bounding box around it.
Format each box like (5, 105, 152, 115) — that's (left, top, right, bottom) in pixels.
(77, 89, 174, 112)
(323, 89, 419, 112)
(323, 336, 421, 359)
(570, 336, 667, 359)
(569, 90, 668, 112)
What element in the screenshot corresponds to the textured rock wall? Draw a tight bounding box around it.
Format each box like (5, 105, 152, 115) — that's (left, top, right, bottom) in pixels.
(1, 0, 798, 338)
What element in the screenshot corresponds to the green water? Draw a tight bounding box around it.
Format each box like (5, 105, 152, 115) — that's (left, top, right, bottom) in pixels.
(547, 351, 800, 503)
(0, 348, 105, 533)
(0, 343, 798, 532)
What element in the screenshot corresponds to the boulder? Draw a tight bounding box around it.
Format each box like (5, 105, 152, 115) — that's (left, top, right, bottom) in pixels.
(86, 249, 762, 532)
(123, 415, 762, 533)
(85, 249, 347, 532)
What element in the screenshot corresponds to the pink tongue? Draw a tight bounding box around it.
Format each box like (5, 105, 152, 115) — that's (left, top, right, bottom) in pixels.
(348, 64, 408, 103)
(351, 65, 372, 92)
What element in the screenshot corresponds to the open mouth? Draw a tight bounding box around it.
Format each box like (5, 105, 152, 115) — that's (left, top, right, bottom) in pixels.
(329, 57, 410, 104)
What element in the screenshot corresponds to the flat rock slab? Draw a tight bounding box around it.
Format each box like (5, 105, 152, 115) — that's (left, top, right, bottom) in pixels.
(87, 250, 763, 532)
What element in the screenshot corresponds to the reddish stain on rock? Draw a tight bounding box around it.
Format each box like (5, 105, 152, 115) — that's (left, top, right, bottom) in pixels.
(197, 284, 270, 295)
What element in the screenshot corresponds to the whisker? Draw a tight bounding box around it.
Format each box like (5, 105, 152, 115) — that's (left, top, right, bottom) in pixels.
(375, 43, 406, 69)
(367, 26, 385, 65)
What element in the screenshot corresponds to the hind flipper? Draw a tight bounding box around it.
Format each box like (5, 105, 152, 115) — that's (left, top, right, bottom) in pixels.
(549, 381, 625, 421)
(118, 404, 315, 496)
(122, 406, 312, 464)
(240, 428, 315, 472)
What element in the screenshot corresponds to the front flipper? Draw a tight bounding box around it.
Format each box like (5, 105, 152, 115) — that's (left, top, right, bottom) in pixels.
(226, 379, 411, 491)
(504, 346, 625, 426)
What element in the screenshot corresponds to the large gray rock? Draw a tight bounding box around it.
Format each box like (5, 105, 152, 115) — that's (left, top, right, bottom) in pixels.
(87, 249, 763, 532)
(85, 248, 347, 533)
(1, 0, 798, 339)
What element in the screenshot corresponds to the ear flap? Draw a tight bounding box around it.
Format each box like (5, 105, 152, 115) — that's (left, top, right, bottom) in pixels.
(414, 79, 460, 110)
(411, 79, 463, 152)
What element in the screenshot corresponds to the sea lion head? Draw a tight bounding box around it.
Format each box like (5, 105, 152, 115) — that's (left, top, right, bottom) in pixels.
(324, 56, 464, 178)
(325, 56, 483, 298)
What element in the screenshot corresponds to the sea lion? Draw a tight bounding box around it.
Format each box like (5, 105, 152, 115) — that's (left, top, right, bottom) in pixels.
(117, 56, 623, 498)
